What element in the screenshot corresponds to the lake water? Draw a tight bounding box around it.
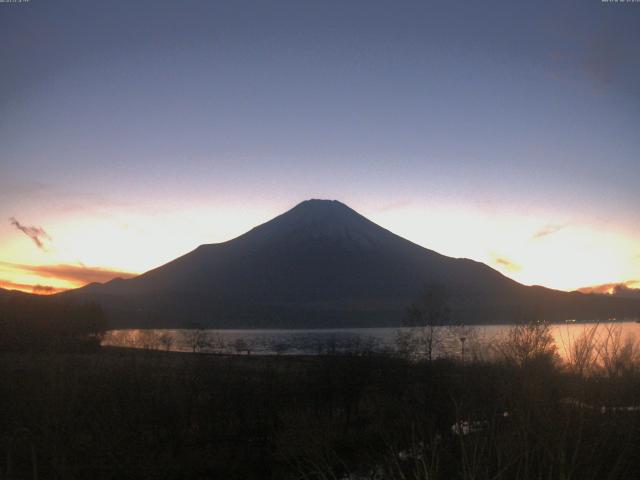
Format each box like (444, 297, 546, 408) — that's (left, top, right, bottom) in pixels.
(103, 321, 640, 359)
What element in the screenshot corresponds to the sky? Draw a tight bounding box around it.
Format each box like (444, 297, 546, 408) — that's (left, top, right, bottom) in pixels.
(1, 0, 639, 294)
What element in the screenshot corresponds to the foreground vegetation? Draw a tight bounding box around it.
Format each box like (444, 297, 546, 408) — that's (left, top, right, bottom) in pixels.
(2, 327, 640, 480)
(3, 294, 640, 479)
(0, 295, 105, 353)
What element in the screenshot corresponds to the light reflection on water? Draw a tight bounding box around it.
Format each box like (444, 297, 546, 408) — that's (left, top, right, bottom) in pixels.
(103, 321, 640, 359)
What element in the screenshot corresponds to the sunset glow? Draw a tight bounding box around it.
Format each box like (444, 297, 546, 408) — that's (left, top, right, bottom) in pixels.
(1, 201, 638, 294)
(1, 0, 638, 296)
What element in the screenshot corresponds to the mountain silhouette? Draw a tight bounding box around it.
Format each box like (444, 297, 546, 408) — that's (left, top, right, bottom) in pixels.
(65, 200, 640, 328)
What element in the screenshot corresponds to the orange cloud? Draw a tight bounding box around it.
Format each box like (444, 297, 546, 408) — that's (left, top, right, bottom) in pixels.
(0, 262, 137, 286)
(577, 280, 640, 295)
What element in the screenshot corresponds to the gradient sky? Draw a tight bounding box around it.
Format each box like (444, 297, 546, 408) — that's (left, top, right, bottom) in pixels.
(1, 0, 639, 294)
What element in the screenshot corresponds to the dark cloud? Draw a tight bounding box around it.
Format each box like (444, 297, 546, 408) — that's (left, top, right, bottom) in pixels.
(612, 284, 640, 300)
(0, 279, 63, 295)
(9, 217, 52, 251)
(0, 262, 136, 286)
(31, 284, 58, 295)
(532, 224, 565, 240)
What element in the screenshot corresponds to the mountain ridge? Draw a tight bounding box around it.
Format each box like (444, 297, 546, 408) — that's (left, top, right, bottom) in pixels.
(63, 200, 640, 328)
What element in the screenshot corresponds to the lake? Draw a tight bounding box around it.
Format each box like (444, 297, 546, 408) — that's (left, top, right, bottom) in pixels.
(103, 321, 640, 359)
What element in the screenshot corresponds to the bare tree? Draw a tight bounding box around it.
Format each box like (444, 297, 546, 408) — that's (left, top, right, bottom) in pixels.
(494, 322, 557, 367)
(596, 324, 639, 377)
(183, 329, 210, 353)
(233, 337, 252, 355)
(398, 284, 450, 361)
(208, 332, 227, 354)
(558, 323, 600, 376)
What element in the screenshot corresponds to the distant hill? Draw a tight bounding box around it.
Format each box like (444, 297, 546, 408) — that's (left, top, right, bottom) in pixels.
(0, 287, 32, 298)
(63, 200, 640, 328)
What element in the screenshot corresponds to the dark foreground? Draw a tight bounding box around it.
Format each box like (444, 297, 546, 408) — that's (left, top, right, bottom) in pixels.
(1, 349, 639, 480)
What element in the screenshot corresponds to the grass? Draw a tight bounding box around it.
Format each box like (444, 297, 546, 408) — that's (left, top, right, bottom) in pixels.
(1, 345, 640, 479)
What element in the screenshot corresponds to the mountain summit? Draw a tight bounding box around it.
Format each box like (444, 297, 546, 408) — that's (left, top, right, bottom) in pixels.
(233, 199, 430, 252)
(67, 200, 640, 328)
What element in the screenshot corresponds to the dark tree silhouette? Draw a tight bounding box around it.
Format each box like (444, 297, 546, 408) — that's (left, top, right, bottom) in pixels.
(0, 295, 106, 352)
(400, 284, 451, 361)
